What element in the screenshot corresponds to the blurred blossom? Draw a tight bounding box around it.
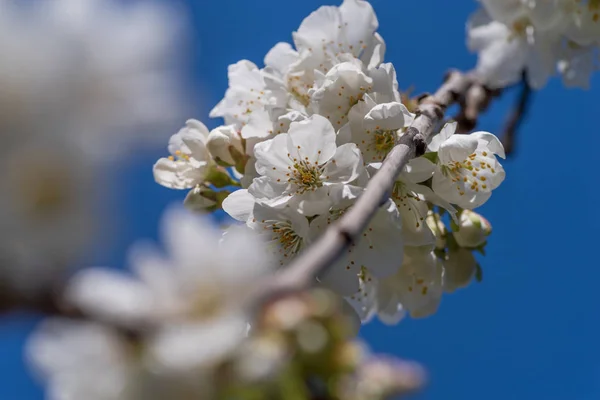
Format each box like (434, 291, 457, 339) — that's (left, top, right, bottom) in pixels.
(28, 206, 277, 399)
(0, 0, 192, 160)
(0, 0, 192, 295)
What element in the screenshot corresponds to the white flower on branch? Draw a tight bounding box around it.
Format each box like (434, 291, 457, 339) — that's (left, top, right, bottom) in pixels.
(252, 115, 365, 216)
(224, 189, 312, 267)
(282, 0, 384, 106)
(153, 120, 213, 190)
(452, 209, 492, 249)
(210, 60, 275, 128)
(426, 122, 506, 209)
(376, 247, 445, 320)
(343, 94, 413, 165)
(310, 185, 404, 296)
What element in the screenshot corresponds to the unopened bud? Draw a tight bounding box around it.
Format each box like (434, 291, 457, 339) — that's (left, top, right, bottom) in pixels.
(452, 210, 491, 248)
(425, 211, 447, 250)
(206, 125, 245, 166)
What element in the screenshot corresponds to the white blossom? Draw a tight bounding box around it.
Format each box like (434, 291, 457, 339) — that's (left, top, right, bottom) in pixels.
(210, 60, 273, 128)
(64, 206, 274, 374)
(427, 122, 506, 209)
(0, 0, 191, 161)
(252, 115, 365, 216)
(282, 0, 383, 107)
(468, 0, 600, 89)
(206, 125, 245, 166)
(376, 247, 445, 320)
(310, 185, 404, 295)
(153, 120, 213, 190)
(27, 320, 140, 400)
(342, 94, 413, 165)
(223, 189, 312, 268)
(452, 210, 492, 248)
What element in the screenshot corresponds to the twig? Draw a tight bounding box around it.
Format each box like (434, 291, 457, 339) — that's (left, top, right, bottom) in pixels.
(502, 72, 532, 155)
(266, 71, 476, 295)
(454, 80, 500, 133)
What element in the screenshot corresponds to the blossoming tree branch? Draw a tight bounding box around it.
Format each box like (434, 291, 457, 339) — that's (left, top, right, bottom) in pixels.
(9, 0, 599, 399)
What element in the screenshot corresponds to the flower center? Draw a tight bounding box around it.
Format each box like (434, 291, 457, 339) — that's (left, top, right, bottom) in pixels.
(289, 160, 324, 193)
(264, 220, 303, 265)
(373, 129, 397, 155)
(442, 152, 495, 196)
(510, 16, 533, 39)
(168, 150, 191, 162)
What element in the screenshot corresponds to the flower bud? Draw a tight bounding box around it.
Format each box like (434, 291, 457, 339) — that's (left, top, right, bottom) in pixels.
(452, 210, 491, 248)
(425, 211, 447, 250)
(206, 125, 245, 166)
(443, 247, 477, 293)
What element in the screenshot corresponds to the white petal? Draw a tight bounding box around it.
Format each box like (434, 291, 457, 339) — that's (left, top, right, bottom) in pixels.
(323, 143, 364, 185)
(287, 115, 337, 165)
(293, 5, 341, 53)
(264, 42, 299, 75)
(66, 268, 154, 326)
(438, 134, 478, 165)
(339, 0, 379, 56)
(402, 156, 436, 183)
(353, 200, 404, 278)
(364, 102, 406, 131)
(222, 189, 256, 222)
(254, 133, 292, 180)
(428, 121, 457, 152)
(472, 131, 506, 159)
(153, 158, 206, 189)
(150, 314, 248, 372)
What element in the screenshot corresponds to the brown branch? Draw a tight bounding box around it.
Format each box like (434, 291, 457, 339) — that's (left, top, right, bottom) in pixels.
(502, 72, 532, 155)
(266, 70, 477, 295)
(454, 80, 500, 133)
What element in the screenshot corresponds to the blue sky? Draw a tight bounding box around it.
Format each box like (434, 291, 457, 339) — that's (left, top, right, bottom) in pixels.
(2, 0, 600, 398)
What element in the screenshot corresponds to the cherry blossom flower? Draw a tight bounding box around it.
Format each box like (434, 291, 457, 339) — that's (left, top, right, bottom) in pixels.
(252, 115, 365, 215)
(153, 120, 213, 190)
(427, 122, 506, 209)
(63, 206, 273, 374)
(376, 247, 445, 320)
(452, 210, 492, 248)
(310, 185, 403, 295)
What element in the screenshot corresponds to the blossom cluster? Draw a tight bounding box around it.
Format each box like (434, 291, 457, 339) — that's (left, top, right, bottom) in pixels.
(468, 0, 600, 89)
(153, 0, 506, 323)
(28, 207, 423, 399)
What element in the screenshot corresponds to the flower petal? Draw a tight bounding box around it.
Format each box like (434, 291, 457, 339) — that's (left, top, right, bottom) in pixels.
(287, 115, 337, 165)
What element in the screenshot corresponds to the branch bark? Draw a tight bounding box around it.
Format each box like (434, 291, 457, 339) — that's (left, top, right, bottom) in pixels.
(502, 72, 532, 155)
(267, 71, 477, 295)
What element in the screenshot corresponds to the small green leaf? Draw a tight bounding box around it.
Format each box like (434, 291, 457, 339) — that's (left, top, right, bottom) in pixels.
(421, 152, 438, 164)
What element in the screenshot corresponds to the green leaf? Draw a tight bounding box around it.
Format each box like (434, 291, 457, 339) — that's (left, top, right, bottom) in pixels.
(422, 152, 438, 164)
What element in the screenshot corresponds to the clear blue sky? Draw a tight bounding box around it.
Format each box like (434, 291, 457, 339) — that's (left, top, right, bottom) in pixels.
(2, 0, 599, 398)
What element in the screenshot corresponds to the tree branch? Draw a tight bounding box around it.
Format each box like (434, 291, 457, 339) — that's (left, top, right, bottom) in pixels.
(267, 71, 476, 295)
(502, 72, 532, 155)
(454, 80, 500, 133)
